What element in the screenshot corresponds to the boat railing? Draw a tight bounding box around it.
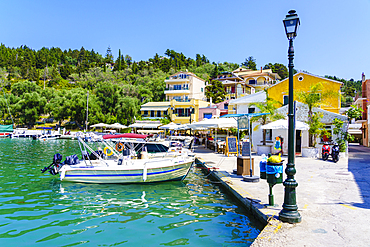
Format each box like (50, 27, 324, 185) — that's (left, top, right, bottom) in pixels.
(77, 137, 110, 166)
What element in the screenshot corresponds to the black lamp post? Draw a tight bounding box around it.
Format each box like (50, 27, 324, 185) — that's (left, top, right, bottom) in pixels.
(279, 10, 302, 223)
(189, 106, 193, 136)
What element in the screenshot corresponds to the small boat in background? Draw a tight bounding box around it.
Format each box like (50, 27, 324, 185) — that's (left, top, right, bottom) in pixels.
(33, 127, 61, 141)
(11, 128, 40, 138)
(0, 124, 13, 137)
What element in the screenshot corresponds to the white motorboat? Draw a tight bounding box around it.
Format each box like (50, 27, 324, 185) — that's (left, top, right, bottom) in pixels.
(33, 127, 61, 140)
(11, 128, 39, 138)
(41, 133, 194, 184)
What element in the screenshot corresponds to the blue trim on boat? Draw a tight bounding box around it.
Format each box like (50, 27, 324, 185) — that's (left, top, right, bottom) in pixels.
(65, 167, 182, 177)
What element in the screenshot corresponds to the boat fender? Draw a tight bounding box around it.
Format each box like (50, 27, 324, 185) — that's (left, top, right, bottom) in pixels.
(115, 142, 124, 152)
(60, 168, 66, 180)
(104, 146, 114, 156)
(143, 164, 147, 182)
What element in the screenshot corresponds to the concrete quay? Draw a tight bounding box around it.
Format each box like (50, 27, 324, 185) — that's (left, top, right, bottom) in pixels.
(192, 143, 370, 246)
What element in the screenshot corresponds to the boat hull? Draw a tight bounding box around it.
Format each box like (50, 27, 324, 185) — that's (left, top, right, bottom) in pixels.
(60, 158, 194, 184)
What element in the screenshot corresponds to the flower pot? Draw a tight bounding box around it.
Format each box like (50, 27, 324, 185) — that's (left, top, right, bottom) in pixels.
(257, 145, 272, 156)
(301, 147, 319, 158)
(339, 152, 347, 158)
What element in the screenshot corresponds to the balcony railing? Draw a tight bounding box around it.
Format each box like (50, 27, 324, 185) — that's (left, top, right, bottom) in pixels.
(165, 87, 189, 91)
(170, 99, 190, 102)
(165, 78, 190, 83)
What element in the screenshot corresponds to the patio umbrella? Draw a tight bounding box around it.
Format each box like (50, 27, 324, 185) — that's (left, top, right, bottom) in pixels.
(159, 122, 178, 130)
(90, 123, 108, 128)
(176, 124, 190, 130)
(188, 118, 237, 151)
(188, 118, 237, 129)
(261, 119, 309, 130)
(107, 123, 128, 129)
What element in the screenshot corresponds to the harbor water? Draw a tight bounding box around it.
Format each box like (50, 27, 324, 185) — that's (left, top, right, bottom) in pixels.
(0, 138, 262, 246)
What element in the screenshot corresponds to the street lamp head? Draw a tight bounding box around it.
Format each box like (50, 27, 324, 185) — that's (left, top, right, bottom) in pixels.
(283, 10, 300, 40)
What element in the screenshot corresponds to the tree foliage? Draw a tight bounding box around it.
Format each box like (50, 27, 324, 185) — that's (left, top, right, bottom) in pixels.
(250, 91, 284, 145)
(263, 63, 288, 80)
(295, 82, 338, 147)
(242, 56, 257, 70)
(205, 80, 226, 103)
(0, 43, 347, 129)
(346, 104, 364, 120)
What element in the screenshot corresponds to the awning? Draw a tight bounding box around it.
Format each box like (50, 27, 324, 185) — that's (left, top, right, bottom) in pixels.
(103, 133, 148, 139)
(348, 129, 362, 135)
(140, 107, 170, 111)
(221, 113, 270, 118)
(0, 124, 13, 133)
(229, 91, 266, 104)
(129, 123, 162, 128)
(137, 130, 164, 134)
(141, 124, 162, 129)
(261, 119, 309, 130)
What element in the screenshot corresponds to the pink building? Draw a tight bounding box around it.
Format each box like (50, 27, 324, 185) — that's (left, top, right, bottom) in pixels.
(198, 100, 231, 121)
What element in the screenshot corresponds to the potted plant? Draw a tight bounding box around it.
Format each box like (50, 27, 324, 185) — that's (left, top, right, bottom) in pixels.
(296, 82, 338, 157)
(346, 104, 363, 123)
(332, 118, 354, 157)
(301, 112, 329, 158)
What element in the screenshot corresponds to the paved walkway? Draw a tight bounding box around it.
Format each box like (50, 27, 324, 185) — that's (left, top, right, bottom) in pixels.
(192, 143, 370, 246)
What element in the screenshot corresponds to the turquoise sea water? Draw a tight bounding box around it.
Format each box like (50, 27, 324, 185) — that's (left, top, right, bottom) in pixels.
(0, 138, 262, 246)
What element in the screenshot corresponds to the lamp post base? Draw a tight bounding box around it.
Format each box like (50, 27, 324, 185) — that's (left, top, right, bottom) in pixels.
(242, 175, 260, 183)
(279, 209, 302, 223)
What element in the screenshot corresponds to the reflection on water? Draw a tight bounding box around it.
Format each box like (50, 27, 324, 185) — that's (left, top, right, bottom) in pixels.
(0, 139, 261, 246)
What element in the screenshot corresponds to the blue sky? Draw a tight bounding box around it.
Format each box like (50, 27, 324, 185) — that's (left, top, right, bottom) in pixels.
(1, 0, 370, 80)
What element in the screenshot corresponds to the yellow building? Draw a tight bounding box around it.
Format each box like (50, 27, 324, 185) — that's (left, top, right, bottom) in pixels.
(267, 72, 342, 114)
(169, 99, 209, 124)
(140, 102, 171, 119)
(140, 99, 210, 124)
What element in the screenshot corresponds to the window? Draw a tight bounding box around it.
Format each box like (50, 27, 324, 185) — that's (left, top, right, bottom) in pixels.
(150, 111, 155, 117)
(283, 95, 289, 106)
(224, 104, 228, 110)
(249, 79, 256, 85)
(143, 110, 148, 116)
(201, 88, 204, 92)
(156, 111, 161, 117)
(248, 108, 255, 113)
(174, 84, 181, 90)
(177, 108, 184, 117)
(298, 75, 304, 81)
(164, 110, 168, 115)
(266, 129, 272, 141)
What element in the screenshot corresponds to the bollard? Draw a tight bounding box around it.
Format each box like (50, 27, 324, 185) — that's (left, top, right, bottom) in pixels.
(266, 160, 284, 206)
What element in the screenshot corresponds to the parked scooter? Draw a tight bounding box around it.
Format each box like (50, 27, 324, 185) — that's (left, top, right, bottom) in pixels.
(331, 142, 340, 163)
(322, 142, 330, 161)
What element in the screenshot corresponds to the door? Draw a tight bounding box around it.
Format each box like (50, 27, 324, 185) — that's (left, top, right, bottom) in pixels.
(296, 130, 302, 153)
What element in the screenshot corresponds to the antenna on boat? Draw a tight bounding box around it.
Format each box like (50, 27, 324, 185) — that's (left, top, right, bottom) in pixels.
(85, 91, 89, 132)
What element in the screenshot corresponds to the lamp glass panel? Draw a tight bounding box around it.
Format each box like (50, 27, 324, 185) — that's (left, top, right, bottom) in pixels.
(285, 19, 298, 34)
